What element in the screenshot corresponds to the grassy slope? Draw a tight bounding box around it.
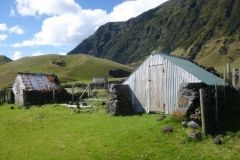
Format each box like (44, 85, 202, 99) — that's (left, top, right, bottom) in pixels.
(0, 54, 134, 89)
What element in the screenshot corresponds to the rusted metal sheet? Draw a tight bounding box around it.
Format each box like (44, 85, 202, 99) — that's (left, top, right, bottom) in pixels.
(124, 51, 223, 114)
(16, 73, 58, 91)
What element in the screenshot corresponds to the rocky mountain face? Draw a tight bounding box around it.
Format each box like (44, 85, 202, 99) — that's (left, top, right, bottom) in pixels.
(68, 0, 240, 68)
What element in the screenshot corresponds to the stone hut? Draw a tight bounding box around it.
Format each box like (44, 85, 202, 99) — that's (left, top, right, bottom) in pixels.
(12, 72, 59, 106)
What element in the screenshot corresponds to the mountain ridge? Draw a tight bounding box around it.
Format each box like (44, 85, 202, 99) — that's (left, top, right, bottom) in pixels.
(67, 0, 240, 69)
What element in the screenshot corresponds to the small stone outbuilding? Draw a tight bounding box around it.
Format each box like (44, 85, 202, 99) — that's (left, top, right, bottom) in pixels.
(93, 77, 107, 84)
(12, 72, 59, 106)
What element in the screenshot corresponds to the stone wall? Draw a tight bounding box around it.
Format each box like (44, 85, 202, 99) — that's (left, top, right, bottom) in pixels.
(106, 84, 133, 115)
(177, 82, 208, 121)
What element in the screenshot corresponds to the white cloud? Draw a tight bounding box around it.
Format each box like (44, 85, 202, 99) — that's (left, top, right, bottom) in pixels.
(0, 23, 25, 35)
(0, 34, 8, 41)
(59, 52, 67, 55)
(32, 51, 45, 56)
(9, 26, 25, 35)
(0, 24, 7, 31)
(16, 0, 82, 17)
(109, 0, 168, 21)
(13, 51, 22, 60)
(13, 0, 168, 47)
(10, 5, 17, 17)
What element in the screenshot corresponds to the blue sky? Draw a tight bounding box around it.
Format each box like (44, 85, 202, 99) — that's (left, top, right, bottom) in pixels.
(0, 0, 168, 60)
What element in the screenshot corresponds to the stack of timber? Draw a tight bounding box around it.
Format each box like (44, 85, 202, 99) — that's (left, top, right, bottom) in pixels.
(106, 84, 133, 115)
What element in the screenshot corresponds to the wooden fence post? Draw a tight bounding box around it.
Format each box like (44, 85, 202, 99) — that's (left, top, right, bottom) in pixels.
(199, 88, 206, 135)
(215, 84, 218, 124)
(227, 62, 230, 80)
(232, 69, 236, 87)
(238, 69, 240, 94)
(0, 92, 2, 104)
(72, 84, 74, 102)
(223, 69, 226, 102)
(53, 86, 55, 103)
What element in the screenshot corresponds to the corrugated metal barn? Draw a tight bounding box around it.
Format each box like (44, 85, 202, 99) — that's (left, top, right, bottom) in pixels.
(12, 72, 59, 106)
(124, 51, 223, 114)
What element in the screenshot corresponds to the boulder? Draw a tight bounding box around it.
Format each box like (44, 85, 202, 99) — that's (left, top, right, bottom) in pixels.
(186, 129, 201, 139)
(213, 135, 222, 144)
(162, 126, 173, 134)
(187, 121, 200, 128)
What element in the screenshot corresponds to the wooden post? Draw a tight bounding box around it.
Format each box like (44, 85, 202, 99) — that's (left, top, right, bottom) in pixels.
(227, 62, 230, 80)
(223, 69, 226, 102)
(0, 92, 2, 104)
(238, 69, 240, 94)
(88, 84, 90, 98)
(53, 86, 55, 103)
(72, 84, 74, 102)
(232, 69, 236, 87)
(215, 84, 218, 124)
(199, 88, 206, 135)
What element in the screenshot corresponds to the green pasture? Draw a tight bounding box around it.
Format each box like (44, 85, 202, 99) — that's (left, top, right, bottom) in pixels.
(1, 94, 240, 160)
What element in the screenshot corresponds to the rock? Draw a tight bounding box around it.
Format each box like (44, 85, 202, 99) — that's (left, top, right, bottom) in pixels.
(187, 121, 200, 128)
(162, 126, 173, 134)
(157, 115, 166, 121)
(181, 121, 188, 127)
(213, 135, 222, 144)
(186, 129, 201, 139)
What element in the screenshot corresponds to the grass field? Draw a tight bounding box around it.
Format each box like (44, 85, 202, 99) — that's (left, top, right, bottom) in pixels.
(1, 93, 240, 160)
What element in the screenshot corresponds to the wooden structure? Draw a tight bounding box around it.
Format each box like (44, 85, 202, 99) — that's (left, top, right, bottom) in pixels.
(123, 51, 223, 114)
(12, 72, 59, 106)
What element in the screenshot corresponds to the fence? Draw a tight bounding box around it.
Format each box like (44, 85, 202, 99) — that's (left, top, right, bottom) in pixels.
(0, 90, 6, 104)
(199, 84, 225, 135)
(226, 62, 240, 92)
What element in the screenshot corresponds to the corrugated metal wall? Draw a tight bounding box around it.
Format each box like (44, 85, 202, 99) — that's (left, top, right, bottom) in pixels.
(163, 59, 200, 114)
(124, 54, 201, 114)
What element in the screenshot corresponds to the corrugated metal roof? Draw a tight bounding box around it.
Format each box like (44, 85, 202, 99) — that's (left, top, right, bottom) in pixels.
(151, 51, 223, 85)
(17, 72, 58, 91)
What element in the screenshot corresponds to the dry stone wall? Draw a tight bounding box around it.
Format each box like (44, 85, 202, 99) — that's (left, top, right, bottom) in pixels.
(177, 82, 208, 122)
(106, 84, 133, 115)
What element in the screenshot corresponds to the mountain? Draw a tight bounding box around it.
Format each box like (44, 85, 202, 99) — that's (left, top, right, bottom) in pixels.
(68, 0, 240, 70)
(0, 55, 12, 66)
(0, 54, 134, 89)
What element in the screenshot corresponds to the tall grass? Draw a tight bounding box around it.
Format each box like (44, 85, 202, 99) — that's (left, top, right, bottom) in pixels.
(0, 101, 240, 160)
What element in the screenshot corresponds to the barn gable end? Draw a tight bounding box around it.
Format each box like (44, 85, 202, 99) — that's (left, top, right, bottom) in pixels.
(124, 51, 223, 114)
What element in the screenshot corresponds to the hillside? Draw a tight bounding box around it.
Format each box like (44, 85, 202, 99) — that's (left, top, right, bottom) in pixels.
(0, 55, 12, 66)
(68, 0, 240, 70)
(0, 54, 134, 89)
